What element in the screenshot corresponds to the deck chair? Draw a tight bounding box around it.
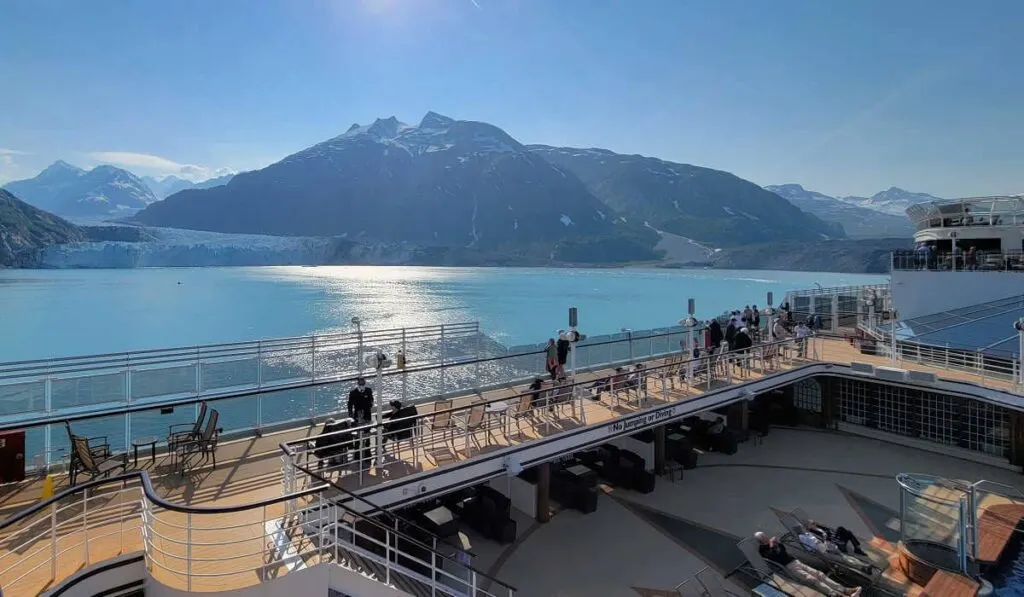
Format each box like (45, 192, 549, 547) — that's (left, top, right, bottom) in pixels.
(176, 408, 221, 472)
(510, 393, 534, 435)
(774, 510, 879, 588)
(696, 566, 745, 597)
(168, 401, 208, 468)
(459, 402, 487, 456)
(70, 434, 127, 484)
(735, 537, 825, 597)
(65, 421, 111, 485)
(424, 399, 455, 459)
(672, 576, 706, 597)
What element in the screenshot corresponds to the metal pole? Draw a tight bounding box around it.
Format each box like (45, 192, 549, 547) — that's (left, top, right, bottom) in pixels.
(891, 310, 898, 364)
(375, 364, 384, 466)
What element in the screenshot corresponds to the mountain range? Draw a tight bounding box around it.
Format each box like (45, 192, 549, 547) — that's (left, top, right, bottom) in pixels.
(838, 187, 944, 216)
(529, 146, 843, 245)
(0, 189, 85, 266)
(133, 112, 850, 262)
(0, 111, 959, 268)
(141, 173, 235, 200)
(765, 184, 916, 238)
(134, 113, 664, 262)
(2, 161, 156, 218)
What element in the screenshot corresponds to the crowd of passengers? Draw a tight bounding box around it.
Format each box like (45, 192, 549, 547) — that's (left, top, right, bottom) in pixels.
(312, 303, 822, 468)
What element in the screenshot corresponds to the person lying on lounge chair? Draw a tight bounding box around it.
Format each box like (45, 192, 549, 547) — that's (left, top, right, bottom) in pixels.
(796, 526, 873, 574)
(755, 532, 861, 597)
(806, 519, 866, 556)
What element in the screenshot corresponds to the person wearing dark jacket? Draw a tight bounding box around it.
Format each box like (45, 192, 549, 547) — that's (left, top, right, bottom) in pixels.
(709, 319, 723, 353)
(724, 321, 737, 351)
(314, 418, 354, 468)
(733, 327, 753, 352)
(347, 378, 374, 423)
(556, 332, 571, 371)
(383, 400, 418, 444)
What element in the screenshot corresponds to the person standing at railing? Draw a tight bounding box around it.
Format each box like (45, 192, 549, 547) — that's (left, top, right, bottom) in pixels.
(347, 377, 374, 424)
(544, 338, 558, 380)
(795, 321, 811, 358)
(708, 319, 723, 355)
(556, 330, 571, 375)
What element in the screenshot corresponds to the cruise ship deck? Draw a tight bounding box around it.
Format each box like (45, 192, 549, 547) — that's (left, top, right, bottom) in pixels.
(1, 299, 1023, 597)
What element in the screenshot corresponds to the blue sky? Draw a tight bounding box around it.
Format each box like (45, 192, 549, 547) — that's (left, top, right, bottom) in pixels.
(1, 0, 1021, 197)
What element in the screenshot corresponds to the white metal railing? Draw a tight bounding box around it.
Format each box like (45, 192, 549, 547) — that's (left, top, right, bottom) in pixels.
(283, 336, 819, 494)
(3, 322, 696, 476)
(0, 479, 143, 596)
(858, 333, 1024, 393)
(0, 470, 515, 596)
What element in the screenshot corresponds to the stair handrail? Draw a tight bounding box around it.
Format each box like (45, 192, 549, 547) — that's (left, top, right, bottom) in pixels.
(296, 462, 517, 596)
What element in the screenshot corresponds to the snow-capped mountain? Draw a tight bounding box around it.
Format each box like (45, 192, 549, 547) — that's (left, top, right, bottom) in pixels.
(142, 173, 235, 200)
(528, 147, 842, 246)
(134, 112, 661, 262)
(3, 161, 156, 218)
(765, 184, 914, 239)
(838, 187, 944, 216)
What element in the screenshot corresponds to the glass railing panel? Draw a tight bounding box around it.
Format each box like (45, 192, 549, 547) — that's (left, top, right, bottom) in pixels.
(0, 380, 46, 417)
(51, 370, 126, 410)
(200, 357, 259, 393)
(258, 386, 314, 429)
(129, 404, 196, 448)
(131, 364, 199, 401)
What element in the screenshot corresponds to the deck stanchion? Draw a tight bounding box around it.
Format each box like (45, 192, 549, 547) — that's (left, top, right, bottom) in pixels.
(50, 502, 57, 580)
(187, 512, 193, 591)
(82, 487, 89, 565)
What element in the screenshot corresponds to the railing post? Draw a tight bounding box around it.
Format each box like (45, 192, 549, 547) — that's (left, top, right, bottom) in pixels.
(194, 346, 202, 395)
(187, 512, 193, 591)
(50, 502, 57, 580)
(441, 325, 447, 395)
(431, 550, 438, 596)
(44, 366, 52, 470)
(82, 487, 89, 565)
(257, 340, 263, 389)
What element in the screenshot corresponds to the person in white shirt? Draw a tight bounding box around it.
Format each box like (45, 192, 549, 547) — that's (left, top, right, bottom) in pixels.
(795, 321, 811, 357)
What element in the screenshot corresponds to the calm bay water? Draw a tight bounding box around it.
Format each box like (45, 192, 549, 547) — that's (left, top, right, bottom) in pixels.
(0, 266, 886, 362)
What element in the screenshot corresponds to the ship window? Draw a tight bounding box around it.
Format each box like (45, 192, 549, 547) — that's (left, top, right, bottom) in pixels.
(876, 384, 913, 437)
(793, 379, 822, 413)
(964, 401, 1010, 457)
(918, 393, 956, 446)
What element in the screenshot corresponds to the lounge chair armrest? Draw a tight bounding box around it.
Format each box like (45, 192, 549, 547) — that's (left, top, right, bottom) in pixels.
(168, 423, 194, 433)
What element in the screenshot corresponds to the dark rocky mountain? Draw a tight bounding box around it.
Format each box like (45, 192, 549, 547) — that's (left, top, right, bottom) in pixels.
(134, 113, 660, 262)
(3, 161, 156, 218)
(142, 173, 235, 200)
(839, 187, 944, 216)
(766, 183, 914, 239)
(527, 146, 844, 247)
(0, 189, 85, 266)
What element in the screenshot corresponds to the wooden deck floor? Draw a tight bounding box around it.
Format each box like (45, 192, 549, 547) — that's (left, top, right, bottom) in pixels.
(0, 336, 1019, 595)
